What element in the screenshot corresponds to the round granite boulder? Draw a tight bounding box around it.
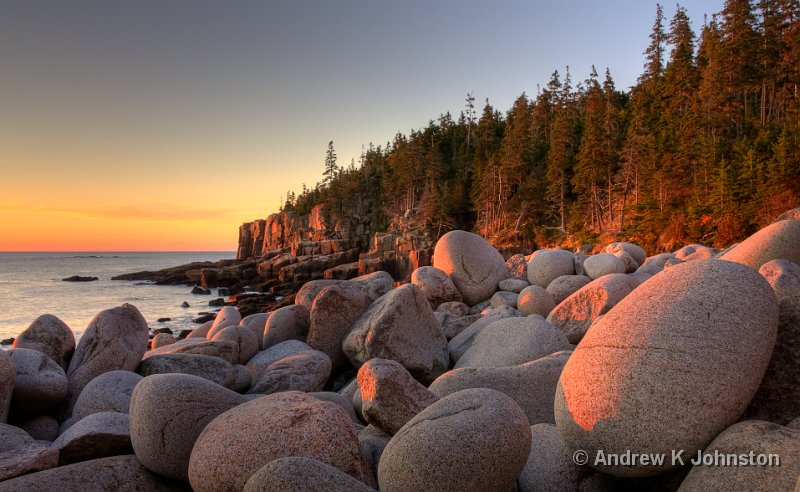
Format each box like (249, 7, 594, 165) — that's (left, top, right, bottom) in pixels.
(9, 348, 68, 416)
(555, 260, 779, 477)
(433, 230, 508, 306)
(12, 314, 75, 369)
(527, 250, 575, 288)
(721, 219, 800, 270)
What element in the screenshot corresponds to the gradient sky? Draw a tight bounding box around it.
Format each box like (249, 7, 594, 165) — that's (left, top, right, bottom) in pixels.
(0, 0, 725, 251)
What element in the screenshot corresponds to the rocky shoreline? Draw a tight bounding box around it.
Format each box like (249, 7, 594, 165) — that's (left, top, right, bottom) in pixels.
(0, 211, 799, 490)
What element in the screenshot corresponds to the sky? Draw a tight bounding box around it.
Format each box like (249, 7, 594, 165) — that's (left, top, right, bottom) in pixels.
(0, 0, 726, 251)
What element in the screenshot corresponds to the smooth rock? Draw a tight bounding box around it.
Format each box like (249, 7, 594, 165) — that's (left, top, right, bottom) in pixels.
(440, 313, 481, 340)
(411, 266, 462, 309)
(72, 370, 142, 420)
(9, 348, 68, 416)
(240, 313, 270, 349)
(243, 456, 376, 492)
(129, 373, 246, 481)
(63, 304, 149, 418)
(144, 338, 239, 364)
(490, 290, 519, 309)
(377, 388, 531, 492)
(359, 425, 391, 478)
(0, 442, 58, 483)
(447, 314, 507, 363)
(232, 364, 252, 392)
(636, 253, 681, 276)
(720, 219, 800, 270)
(0, 455, 179, 491)
(149, 333, 175, 350)
(677, 420, 800, 492)
(188, 391, 375, 491)
(606, 242, 647, 267)
(206, 306, 242, 339)
(759, 259, 800, 301)
(582, 253, 626, 280)
(431, 351, 570, 425)
(527, 249, 575, 288)
(262, 304, 310, 350)
(435, 301, 470, 316)
(296, 272, 394, 312)
(52, 412, 131, 465)
(357, 358, 438, 435)
(18, 416, 59, 441)
(343, 284, 448, 384)
(517, 285, 556, 317)
(546, 274, 592, 305)
(310, 391, 360, 424)
(432, 230, 508, 306)
(555, 260, 779, 477)
(138, 353, 235, 388)
(186, 320, 213, 339)
(499, 278, 529, 293)
(12, 314, 75, 369)
(546, 273, 641, 344)
(246, 339, 312, 383)
(211, 325, 259, 364)
(455, 317, 569, 369)
(247, 349, 331, 395)
(307, 285, 372, 370)
(518, 423, 611, 492)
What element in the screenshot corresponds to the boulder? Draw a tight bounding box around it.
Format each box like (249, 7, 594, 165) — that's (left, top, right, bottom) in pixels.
(636, 253, 681, 276)
(432, 230, 508, 305)
(310, 391, 360, 424)
(296, 279, 345, 310)
(12, 314, 75, 369)
(505, 254, 528, 280)
(63, 304, 149, 417)
(440, 313, 481, 340)
(205, 306, 242, 339)
(546, 273, 641, 344)
(247, 349, 332, 395)
(490, 290, 519, 308)
(186, 320, 213, 339)
(517, 285, 556, 317)
(455, 317, 569, 369)
(677, 421, 800, 492)
(774, 207, 800, 222)
(343, 284, 448, 384)
(498, 278, 529, 293)
(262, 304, 310, 350)
(582, 253, 626, 280)
(240, 313, 270, 348)
(296, 272, 394, 312)
(246, 339, 312, 382)
(435, 301, 470, 316)
(188, 391, 375, 491)
(0, 455, 178, 491)
(231, 364, 252, 392)
(129, 373, 246, 481)
(546, 274, 592, 305)
(430, 351, 570, 425)
(307, 285, 372, 370)
(144, 338, 239, 365)
(18, 415, 59, 441)
(243, 457, 376, 492)
(52, 412, 132, 465)
(527, 249, 575, 288)
(411, 266, 462, 308)
(745, 292, 800, 424)
(0, 351, 12, 423)
(72, 370, 142, 420)
(149, 333, 175, 350)
(554, 260, 779, 477)
(211, 325, 259, 364)
(518, 423, 611, 492)
(720, 219, 800, 270)
(359, 425, 391, 478)
(759, 259, 800, 301)
(357, 358, 438, 435)
(0, 423, 59, 482)
(138, 353, 235, 388)
(682, 246, 718, 262)
(606, 242, 646, 267)
(447, 313, 508, 363)
(8, 348, 68, 416)
(377, 388, 531, 492)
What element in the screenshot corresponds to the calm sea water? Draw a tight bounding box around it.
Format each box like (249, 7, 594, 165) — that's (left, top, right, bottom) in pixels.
(0, 252, 235, 344)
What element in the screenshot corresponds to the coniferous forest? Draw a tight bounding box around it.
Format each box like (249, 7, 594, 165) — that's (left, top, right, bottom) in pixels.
(281, 1, 800, 253)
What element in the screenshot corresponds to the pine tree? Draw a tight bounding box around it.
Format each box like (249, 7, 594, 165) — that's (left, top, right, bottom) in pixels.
(323, 141, 338, 185)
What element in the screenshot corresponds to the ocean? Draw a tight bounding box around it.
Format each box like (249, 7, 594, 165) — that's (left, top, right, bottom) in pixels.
(0, 252, 236, 345)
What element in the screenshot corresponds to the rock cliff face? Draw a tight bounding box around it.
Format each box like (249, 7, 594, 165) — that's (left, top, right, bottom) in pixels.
(237, 205, 435, 283)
